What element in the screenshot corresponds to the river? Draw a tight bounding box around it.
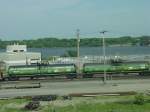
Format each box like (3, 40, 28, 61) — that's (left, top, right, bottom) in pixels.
(0, 46, 150, 58)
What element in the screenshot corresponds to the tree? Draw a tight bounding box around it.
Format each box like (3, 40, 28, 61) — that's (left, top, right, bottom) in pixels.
(139, 36, 150, 46)
(61, 50, 77, 57)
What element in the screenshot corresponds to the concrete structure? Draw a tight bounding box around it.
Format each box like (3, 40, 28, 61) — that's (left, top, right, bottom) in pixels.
(6, 44, 27, 53)
(0, 44, 41, 66)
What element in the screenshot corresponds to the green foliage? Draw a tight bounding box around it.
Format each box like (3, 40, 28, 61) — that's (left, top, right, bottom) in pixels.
(62, 50, 77, 57)
(42, 102, 150, 112)
(139, 36, 150, 46)
(134, 93, 145, 105)
(0, 99, 29, 112)
(0, 95, 150, 112)
(0, 36, 150, 48)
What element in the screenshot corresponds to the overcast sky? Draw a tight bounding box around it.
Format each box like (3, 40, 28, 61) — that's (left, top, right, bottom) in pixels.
(0, 0, 150, 40)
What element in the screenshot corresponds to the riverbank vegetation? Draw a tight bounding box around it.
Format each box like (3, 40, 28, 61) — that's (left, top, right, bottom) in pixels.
(0, 94, 150, 112)
(0, 36, 150, 48)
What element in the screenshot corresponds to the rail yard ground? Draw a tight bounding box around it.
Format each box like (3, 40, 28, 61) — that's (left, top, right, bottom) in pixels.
(0, 78, 150, 98)
(0, 78, 150, 112)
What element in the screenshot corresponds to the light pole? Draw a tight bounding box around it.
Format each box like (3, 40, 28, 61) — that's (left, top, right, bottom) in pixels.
(76, 29, 80, 74)
(77, 29, 80, 59)
(100, 31, 108, 84)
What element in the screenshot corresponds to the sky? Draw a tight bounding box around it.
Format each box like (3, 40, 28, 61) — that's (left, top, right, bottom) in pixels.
(0, 0, 150, 40)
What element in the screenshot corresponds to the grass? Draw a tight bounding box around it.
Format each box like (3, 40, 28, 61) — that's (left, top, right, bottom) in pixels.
(0, 95, 150, 112)
(0, 99, 29, 112)
(42, 102, 150, 112)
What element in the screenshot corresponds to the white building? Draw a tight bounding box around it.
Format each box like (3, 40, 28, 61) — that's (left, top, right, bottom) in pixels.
(6, 44, 27, 52)
(0, 44, 41, 66)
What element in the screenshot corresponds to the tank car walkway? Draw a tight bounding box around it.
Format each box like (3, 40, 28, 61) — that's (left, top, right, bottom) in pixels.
(0, 79, 150, 98)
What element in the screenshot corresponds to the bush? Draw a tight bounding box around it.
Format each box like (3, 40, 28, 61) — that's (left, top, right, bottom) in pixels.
(134, 93, 145, 105)
(24, 101, 40, 110)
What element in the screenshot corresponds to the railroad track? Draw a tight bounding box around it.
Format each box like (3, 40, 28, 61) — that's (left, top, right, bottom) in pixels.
(0, 74, 150, 85)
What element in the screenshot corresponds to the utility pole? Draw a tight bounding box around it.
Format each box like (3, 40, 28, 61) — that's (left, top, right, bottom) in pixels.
(100, 31, 108, 84)
(76, 29, 80, 74)
(77, 29, 80, 58)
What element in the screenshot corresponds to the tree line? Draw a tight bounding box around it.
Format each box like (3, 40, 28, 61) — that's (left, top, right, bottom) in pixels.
(0, 36, 150, 48)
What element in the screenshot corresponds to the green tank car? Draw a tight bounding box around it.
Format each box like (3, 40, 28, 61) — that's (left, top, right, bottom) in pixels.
(82, 63, 117, 78)
(83, 63, 116, 73)
(7, 64, 77, 79)
(8, 65, 40, 76)
(82, 61, 149, 77)
(3, 61, 150, 80)
(118, 61, 149, 73)
(40, 64, 76, 75)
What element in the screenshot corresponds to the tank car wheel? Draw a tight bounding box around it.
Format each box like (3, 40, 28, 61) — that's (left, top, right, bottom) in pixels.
(30, 77, 34, 80)
(83, 74, 93, 78)
(3, 77, 11, 81)
(66, 74, 76, 79)
(7, 77, 14, 81)
(9, 77, 19, 81)
(1, 77, 7, 81)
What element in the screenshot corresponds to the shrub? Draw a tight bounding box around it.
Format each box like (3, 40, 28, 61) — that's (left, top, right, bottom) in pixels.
(134, 93, 145, 105)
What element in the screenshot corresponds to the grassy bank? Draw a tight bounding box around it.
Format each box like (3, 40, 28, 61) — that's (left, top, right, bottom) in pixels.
(0, 99, 29, 112)
(43, 102, 150, 112)
(0, 95, 150, 112)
